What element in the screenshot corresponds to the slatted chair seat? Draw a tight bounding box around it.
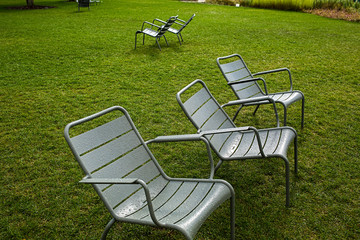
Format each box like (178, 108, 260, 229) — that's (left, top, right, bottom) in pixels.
(210, 128, 295, 159)
(64, 106, 235, 240)
(176, 80, 298, 207)
(135, 16, 177, 50)
(152, 14, 195, 45)
(142, 28, 158, 37)
(217, 54, 305, 128)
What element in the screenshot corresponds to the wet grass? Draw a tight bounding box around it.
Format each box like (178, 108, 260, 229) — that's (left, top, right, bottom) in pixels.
(0, 0, 359, 239)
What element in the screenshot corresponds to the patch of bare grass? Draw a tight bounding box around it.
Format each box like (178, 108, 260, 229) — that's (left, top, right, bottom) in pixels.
(305, 8, 360, 21)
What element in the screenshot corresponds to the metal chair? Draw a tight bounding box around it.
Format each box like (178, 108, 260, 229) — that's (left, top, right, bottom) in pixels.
(152, 14, 195, 45)
(135, 16, 177, 51)
(176, 80, 298, 207)
(76, 0, 90, 11)
(64, 106, 235, 240)
(217, 54, 305, 128)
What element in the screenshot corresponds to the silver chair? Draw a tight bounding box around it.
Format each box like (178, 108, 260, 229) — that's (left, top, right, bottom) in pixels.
(177, 80, 298, 207)
(217, 54, 305, 128)
(135, 16, 177, 50)
(64, 106, 235, 239)
(152, 14, 195, 45)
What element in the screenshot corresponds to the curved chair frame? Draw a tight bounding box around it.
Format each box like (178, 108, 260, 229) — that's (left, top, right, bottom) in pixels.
(217, 54, 305, 128)
(152, 14, 195, 45)
(64, 106, 235, 239)
(176, 80, 298, 207)
(135, 16, 177, 50)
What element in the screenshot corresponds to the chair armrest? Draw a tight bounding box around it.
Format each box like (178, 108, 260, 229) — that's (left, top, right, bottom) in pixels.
(199, 127, 266, 158)
(153, 18, 184, 28)
(80, 176, 165, 227)
(147, 133, 202, 143)
(152, 18, 167, 24)
(223, 96, 272, 106)
(141, 21, 161, 31)
(176, 18, 186, 23)
(253, 68, 293, 91)
(146, 134, 215, 179)
(80, 176, 139, 184)
(174, 20, 185, 26)
(228, 77, 268, 95)
(221, 96, 280, 127)
(199, 126, 251, 135)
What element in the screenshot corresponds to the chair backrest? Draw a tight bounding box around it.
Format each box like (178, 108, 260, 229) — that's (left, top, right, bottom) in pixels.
(178, 14, 195, 31)
(77, 0, 90, 7)
(217, 54, 263, 100)
(177, 80, 244, 155)
(157, 16, 178, 37)
(64, 106, 165, 218)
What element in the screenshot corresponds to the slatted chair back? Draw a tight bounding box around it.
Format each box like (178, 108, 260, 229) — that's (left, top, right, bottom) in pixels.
(64, 106, 236, 239)
(177, 80, 299, 207)
(217, 54, 265, 100)
(64, 107, 165, 219)
(178, 14, 195, 32)
(176, 79, 248, 156)
(157, 16, 177, 37)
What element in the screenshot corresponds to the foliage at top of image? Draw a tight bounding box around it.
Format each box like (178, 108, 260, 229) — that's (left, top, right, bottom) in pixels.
(205, 0, 360, 21)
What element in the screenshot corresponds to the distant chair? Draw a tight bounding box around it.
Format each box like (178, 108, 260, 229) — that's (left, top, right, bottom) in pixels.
(90, 0, 101, 5)
(177, 80, 298, 207)
(135, 16, 177, 50)
(76, 0, 90, 11)
(217, 54, 305, 128)
(64, 106, 235, 240)
(152, 14, 195, 45)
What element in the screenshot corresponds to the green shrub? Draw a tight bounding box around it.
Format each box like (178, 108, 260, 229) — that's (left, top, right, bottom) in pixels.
(208, 0, 360, 11)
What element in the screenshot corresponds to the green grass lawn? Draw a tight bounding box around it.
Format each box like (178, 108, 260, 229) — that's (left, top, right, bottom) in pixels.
(1, 0, 359, 239)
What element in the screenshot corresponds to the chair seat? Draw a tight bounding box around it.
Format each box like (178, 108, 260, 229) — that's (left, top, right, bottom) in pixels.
(269, 91, 304, 108)
(217, 54, 305, 127)
(142, 28, 159, 37)
(242, 91, 303, 109)
(115, 179, 232, 239)
(168, 27, 180, 34)
(177, 79, 298, 207)
(65, 106, 235, 239)
(217, 128, 296, 159)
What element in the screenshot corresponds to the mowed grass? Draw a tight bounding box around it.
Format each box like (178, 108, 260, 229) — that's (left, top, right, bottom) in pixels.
(0, 0, 359, 239)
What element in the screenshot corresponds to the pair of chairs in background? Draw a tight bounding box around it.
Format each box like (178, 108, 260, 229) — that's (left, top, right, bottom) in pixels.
(76, 0, 101, 11)
(135, 14, 195, 50)
(64, 54, 304, 239)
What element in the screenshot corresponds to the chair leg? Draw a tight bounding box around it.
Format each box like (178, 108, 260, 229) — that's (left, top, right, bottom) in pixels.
(156, 38, 161, 51)
(135, 31, 144, 49)
(100, 218, 116, 240)
(253, 105, 260, 115)
(179, 32, 184, 42)
(214, 159, 223, 173)
(294, 135, 298, 174)
(177, 34, 182, 45)
(232, 106, 243, 122)
(230, 194, 235, 240)
(283, 106, 288, 126)
(283, 157, 290, 207)
(163, 35, 169, 46)
(142, 33, 145, 45)
(301, 97, 305, 129)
